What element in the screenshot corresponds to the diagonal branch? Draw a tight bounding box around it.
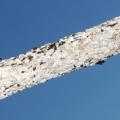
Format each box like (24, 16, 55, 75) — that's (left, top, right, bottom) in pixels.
(0, 16, 120, 100)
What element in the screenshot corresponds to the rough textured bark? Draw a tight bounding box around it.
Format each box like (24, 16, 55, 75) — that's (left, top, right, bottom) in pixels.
(0, 16, 120, 100)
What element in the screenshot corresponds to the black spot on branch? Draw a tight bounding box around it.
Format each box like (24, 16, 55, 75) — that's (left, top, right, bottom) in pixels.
(96, 60, 105, 65)
(33, 75, 36, 78)
(11, 63, 17, 66)
(101, 28, 104, 32)
(32, 47, 38, 53)
(32, 50, 36, 53)
(72, 65, 77, 70)
(37, 51, 44, 54)
(21, 57, 25, 61)
(32, 47, 37, 50)
(21, 71, 25, 73)
(80, 64, 84, 67)
(33, 67, 36, 71)
(32, 80, 35, 83)
(58, 41, 65, 46)
(85, 58, 93, 64)
(18, 63, 23, 65)
(108, 23, 117, 27)
(107, 54, 113, 58)
(4, 84, 15, 91)
(60, 57, 64, 60)
(0, 64, 4, 67)
(71, 33, 76, 37)
(17, 84, 20, 87)
(40, 62, 45, 65)
(28, 55, 33, 61)
(47, 43, 57, 52)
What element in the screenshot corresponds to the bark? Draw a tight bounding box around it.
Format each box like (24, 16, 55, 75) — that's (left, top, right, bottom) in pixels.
(0, 16, 120, 100)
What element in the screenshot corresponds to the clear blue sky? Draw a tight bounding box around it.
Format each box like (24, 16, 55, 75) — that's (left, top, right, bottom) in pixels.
(0, 0, 120, 120)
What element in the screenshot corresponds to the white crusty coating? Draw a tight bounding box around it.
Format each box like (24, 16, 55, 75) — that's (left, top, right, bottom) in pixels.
(0, 16, 120, 100)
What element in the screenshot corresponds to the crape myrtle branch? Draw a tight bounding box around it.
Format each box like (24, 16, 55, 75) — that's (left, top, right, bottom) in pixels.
(0, 16, 120, 100)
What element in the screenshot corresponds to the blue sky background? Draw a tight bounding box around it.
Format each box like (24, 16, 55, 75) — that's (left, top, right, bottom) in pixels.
(0, 0, 120, 120)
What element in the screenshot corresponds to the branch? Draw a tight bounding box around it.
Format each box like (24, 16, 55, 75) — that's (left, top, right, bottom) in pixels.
(0, 16, 120, 100)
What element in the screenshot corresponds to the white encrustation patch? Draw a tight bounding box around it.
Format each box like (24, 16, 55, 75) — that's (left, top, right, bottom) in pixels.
(0, 16, 120, 100)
